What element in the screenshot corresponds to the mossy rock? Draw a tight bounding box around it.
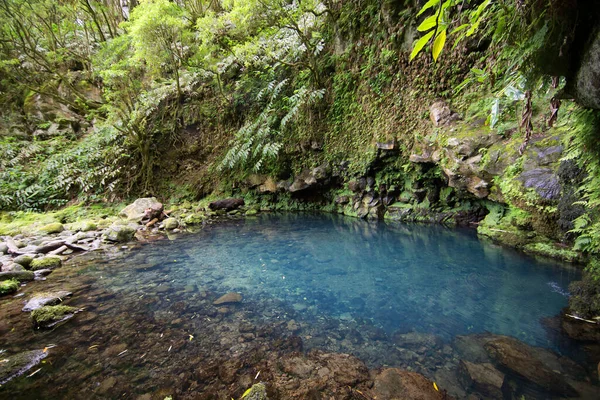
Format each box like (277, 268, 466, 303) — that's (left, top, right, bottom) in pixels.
(163, 217, 179, 230)
(13, 255, 34, 268)
(241, 383, 268, 400)
(0, 279, 19, 296)
(523, 242, 582, 263)
(30, 256, 62, 271)
(39, 222, 64, 234)
(0, 271, 34, 282)
(103, 224, 136, 243)
(31, 305, 78, 328)
(245, 209, 258, 216)
(73, 220, 97, 232)
(184, 214, 205, 225)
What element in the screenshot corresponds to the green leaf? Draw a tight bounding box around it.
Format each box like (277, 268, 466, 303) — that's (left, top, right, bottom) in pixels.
(417, 15, 438, 32)
(416, 0, 441, 17)
(410, 30, 436, 61)
(432, 29, 447, 61)
(452, 23, 470, 35)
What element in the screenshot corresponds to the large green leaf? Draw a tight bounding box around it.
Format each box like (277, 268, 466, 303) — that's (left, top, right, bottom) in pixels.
(416, 0, 441, 17)
(432, 29, 447, 61)
(410, 30, 435, 61)
(417, 15, 437, 32)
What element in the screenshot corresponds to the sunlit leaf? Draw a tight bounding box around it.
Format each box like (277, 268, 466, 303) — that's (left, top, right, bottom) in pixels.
(417, 15, 437, 32)
(416, 0, 441, 17)
(410, 30, 435, 61)
(432, 29, 447, 61)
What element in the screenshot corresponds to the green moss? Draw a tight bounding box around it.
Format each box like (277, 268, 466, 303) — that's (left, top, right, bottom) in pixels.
(0, 279, 19, 296)
(30, 256, 62, 271)
(39, 222, 64, 234)
(31, 305, 77, 325)
(523, 242, 582, 263)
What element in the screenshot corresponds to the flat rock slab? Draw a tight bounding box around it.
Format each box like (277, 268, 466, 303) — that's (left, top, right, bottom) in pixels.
(457, 360, 504, 399)
(0, 349, 47, 385)
(22, 291, 72, 312)
(213, 292, 242, 305)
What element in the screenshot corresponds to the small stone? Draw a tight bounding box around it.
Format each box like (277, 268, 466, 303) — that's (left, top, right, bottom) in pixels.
(103, 224, 136, 243)
(213, 292, 242, 305)
(39, 223, 64, 234)
(163, 218, 179, 230)
(30, 256, 62, 271)
(13, 255, 34, 268)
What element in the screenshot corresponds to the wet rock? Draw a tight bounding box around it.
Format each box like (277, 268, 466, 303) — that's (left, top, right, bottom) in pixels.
(484, 335, 578, 397)
(373, 368, 448, 399)
(33, 269, 53, 279)
(0, 270, 34, 282)
(430, 101, 460, 126)
(30, 256, 62, 271)
(0, 350, 47, 385)
(519, 168, 561, 200)
(0, 242, 7, 254)
(97, 376, 117, 394)
(452, 333, 494, 363)
(561, 313, 600, 342)
(103, 224, 136, 243)
(213, 292, 242, 305)
(348, 178, 366, 193)
(120, 197, 163, 222)
(393, 332, 442, 350)
(208, 198, 245, 211)
(457, 360, 504, 399)
(22, 290, 72, 312)
(31, 305, 78, 329)
(39, 222, 64, 234)
(13, 254, 34, 268)
(163, 218, 179, 230)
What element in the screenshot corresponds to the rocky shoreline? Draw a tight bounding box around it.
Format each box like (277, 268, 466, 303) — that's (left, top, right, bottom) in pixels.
(1, 198, 600, 399)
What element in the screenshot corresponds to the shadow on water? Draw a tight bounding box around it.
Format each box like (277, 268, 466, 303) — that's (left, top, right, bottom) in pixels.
(0, 212, 592, 399)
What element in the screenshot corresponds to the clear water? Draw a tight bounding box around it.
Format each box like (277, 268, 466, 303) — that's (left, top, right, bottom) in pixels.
(0, 213, 585, 398)
(167, 213, 576, 346)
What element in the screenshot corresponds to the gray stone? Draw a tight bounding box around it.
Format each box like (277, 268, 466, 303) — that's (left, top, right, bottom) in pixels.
(22, 291, 73, 312)
(2, 263, 25, 272)
(163, 217, 179, 230)
(103, 224, 136, 243)
(213, 292, 242, 305)
(13, 254, 34, 268)
(0, 243, 8, 254)
(0, 271, 34, 282)
(518, 168, 561, 200)
(120, 197, 163, 222)
(430, 101, 460, 126)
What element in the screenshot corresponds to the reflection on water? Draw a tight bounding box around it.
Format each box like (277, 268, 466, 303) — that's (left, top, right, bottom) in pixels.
(0, 213, 587, 398)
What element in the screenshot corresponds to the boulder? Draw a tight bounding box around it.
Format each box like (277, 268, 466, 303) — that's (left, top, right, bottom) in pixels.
(22, 291, 72, 312)
(163, 218, 179, 230)
(29, 256, 62, 271)
(259, 177, 278, 193)
(373, 368, 448, 399)
(484, 336, 578, 397)
(120, 197, 163, 222)
(289, 164, 330, 193)
(0, 350, 48, 385)
(208, 198, 245, 211)
(0, 242, 8, 254)
(103, 224, 136, 243)
(429, 101, 460, 126)
(39, 223, 64, 234)
(518, 168, 561, 200)
(457, 360, 504, 399)
(213, 292, 242, 305)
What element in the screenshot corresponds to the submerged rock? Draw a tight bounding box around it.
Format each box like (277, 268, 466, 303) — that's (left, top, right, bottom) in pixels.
(213, 292, 242, 305)
(22, 290, 72, 312)
(0, 350, 47, 385)
(373, 368, 448, 399)
(484, 335, 578, 397)
(457, 360, 504, 399)
(242, 382, 268, 400)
